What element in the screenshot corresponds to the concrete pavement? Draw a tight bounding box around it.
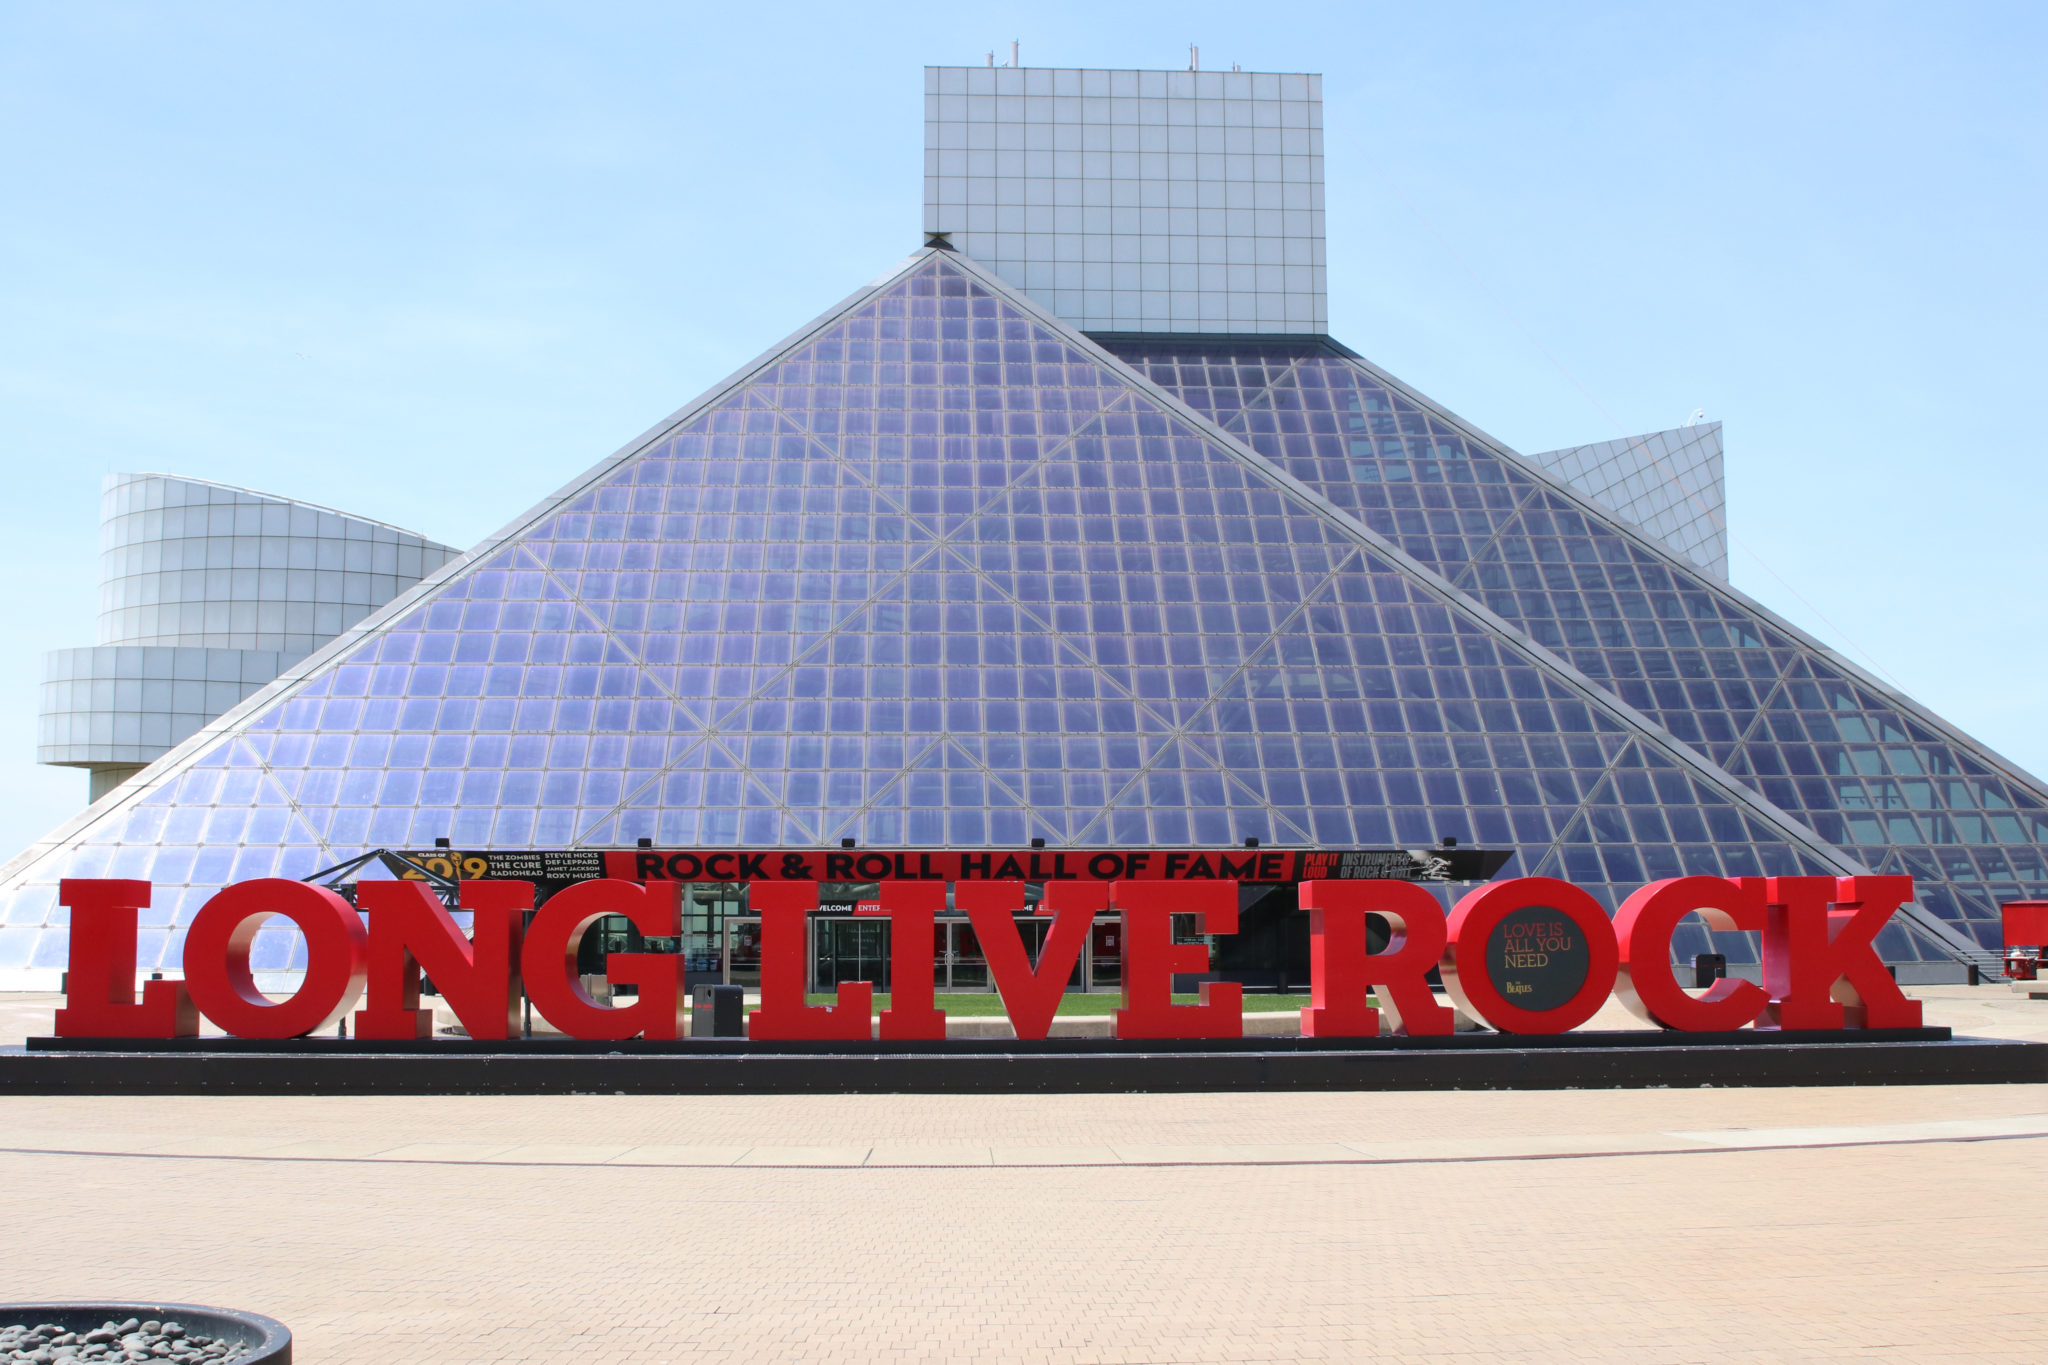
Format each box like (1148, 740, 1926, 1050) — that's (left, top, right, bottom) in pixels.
(3, 987, 2045, 1362)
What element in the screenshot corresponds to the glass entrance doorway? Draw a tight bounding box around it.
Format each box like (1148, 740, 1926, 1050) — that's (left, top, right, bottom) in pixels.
(815, 917, 891, 991)
(721, 916, 762, 989)
(808, 917, 1093, 993)
(1088, 917, 1121, 991)
(944, 917, 1087, 992)
(688, 883, 744, 979)
(948, 919, 988, 990)
(723, 911, 1119, 994)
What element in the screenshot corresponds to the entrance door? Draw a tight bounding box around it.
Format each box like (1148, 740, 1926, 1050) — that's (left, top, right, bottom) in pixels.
(1023, 917, 1085, 991)
(722, 916, 762, 989)
(949, 919, 988, 990)
(947, 917, 1087, 992)
(689, 884, 743, 979)
(1089, 916, 1122, 991)
(815, 918, 890, 992)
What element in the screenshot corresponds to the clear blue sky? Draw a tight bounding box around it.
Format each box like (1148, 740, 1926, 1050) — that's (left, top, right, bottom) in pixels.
(2, 1, 2042, 859)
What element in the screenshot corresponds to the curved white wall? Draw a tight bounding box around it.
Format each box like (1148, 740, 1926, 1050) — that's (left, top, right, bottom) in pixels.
(39, 645, 292, 764)
(38, 474, 459, 796)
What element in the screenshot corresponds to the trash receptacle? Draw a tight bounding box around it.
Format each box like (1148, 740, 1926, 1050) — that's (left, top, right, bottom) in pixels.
(711, 984, 746, 1038)
(689, 984, 717, 1037)
(1693, 953, 1726, 990)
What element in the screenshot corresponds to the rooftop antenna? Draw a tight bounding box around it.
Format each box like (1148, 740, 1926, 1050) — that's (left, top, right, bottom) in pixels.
(1232, 63, 1242, 72)
(985, 51, 994, 67)
(1189, 43, 1199, 71)
(1009, 39, 1019, 67)
(1684, 408, 1705, 427)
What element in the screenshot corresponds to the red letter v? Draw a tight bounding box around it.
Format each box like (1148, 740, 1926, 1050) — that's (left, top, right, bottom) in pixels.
(962, 881, 1099, 1041)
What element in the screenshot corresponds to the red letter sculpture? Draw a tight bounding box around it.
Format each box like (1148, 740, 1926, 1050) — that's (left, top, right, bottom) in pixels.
(54, 879, 196, 1038)
(1443, 876, 1619, 1034)
(748, 881, 870, 1040)
(859, 882, 947, 1041)
(1299, 879, 1454, 1037)
(183, 878, 368, 1038)
(966, 881, 1097, 1041)
(1613, 876, 1768, 1031)
(1760, 875, 1923, 1029)
(519, 879, 682, 1040)
(353, 880, 529, 1040)
(1112, 880, 1242, 1039)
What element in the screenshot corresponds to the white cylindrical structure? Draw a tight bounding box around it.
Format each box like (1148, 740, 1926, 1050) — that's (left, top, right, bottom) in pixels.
(38, 473, 459, 800)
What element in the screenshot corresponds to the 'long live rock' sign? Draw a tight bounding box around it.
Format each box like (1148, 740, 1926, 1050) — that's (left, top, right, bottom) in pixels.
(50, 874, 1923, 1043)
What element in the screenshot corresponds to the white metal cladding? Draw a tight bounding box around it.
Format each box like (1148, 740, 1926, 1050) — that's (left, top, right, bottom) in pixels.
(95, 473, 460, 653)
(924, 65, 1326, 335)
(38, 474, 458, 774)
(1527, 424, 1727, 580)
(38, 646, 293, 766)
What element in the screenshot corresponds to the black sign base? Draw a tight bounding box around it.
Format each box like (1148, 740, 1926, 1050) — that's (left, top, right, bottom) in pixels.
(4, 1030, 2042, 1094)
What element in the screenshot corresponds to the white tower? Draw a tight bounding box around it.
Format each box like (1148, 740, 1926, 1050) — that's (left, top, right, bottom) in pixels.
(923, 64, 1326, 334)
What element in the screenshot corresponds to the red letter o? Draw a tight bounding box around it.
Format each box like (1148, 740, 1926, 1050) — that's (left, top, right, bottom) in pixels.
(1614, 876, 1768, 1031)
(183, 879, 368, 1038)
(1443, 876, 1618, 1034)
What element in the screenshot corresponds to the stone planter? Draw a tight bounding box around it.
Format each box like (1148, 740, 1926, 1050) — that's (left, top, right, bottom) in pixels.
(0, 1304, 289, 1365)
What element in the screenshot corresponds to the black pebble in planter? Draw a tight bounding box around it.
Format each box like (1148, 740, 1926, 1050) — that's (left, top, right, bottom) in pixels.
(0, 1304, 289, 1365)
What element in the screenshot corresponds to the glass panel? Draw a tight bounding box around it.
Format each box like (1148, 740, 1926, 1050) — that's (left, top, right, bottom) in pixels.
(1106, 335, 2045, 951)
(722, 916, 761, 990)
(815, 919, 889, 992)
(1090, 915, 1122, 989)
(949, 919, 988, 990)
(685, 883, 740, 978)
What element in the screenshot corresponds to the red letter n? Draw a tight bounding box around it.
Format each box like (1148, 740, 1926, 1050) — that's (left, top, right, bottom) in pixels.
(354, 880, 530, 1041)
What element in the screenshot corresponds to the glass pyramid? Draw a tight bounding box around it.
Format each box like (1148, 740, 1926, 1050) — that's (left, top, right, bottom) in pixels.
(0, 252, 1974, 976)
(1105, 336, 2048, 951)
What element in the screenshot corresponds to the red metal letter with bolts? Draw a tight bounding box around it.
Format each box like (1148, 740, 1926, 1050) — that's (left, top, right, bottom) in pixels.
(1443, 876, 1619, 1034)
(965, 881, 1099, 1041)
(354, 879, 529, 1041)
(53, 879, 197, 1039)
(1112, 880, 1242, 1039)
(519, 878, 683, 1040)
(748, 881, 870, 1040)
(181, 878, 369, 1039)
(1613, 876, 1768, 1032)
(1760, 875, 1923, 1029)
(1300, 879, 1454, 1037)
(859, 882, 948, 1041)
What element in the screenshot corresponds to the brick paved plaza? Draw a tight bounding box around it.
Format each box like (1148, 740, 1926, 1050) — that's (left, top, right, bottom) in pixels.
(3, 988, 2046, 1364)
